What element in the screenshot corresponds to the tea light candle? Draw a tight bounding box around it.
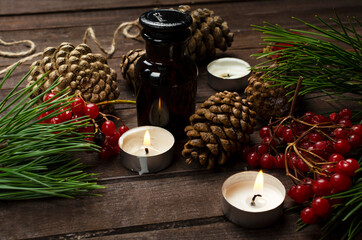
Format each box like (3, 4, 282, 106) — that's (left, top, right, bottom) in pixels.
(118, 126, 174, 175)
(207, 57, 251, 91)
(222, 171, 286, 228)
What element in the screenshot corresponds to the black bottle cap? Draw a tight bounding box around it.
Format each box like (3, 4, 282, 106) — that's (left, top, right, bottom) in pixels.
(139, 9, 193, 42)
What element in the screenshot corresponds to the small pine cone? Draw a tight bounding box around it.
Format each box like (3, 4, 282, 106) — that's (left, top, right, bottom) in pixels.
(120, 49, 145, 92)
(244, 66, 296, 120)
(182, 91, 256, 169)
(182, 6, 234, 62)
(27, 42, 119, 113)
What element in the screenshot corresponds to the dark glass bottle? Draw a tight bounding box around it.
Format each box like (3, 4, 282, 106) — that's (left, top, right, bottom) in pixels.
(135, 9, 198, 138)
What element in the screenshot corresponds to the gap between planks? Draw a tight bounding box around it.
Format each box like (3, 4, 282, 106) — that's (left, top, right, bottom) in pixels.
(26, 216, 227, 240)
(97, 167, 232, 184)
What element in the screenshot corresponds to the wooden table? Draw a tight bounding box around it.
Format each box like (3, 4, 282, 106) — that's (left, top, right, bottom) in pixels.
(0, 0, 361, 239)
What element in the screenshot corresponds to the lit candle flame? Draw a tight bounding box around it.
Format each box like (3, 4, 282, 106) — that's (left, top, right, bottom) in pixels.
(158, 97, 161, 110)
(253, 170, 264, 193)
(143, 130, 151, 147)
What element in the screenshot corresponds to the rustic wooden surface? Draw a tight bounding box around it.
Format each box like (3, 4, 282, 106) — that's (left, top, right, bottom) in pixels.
(0, 0, 361, 239)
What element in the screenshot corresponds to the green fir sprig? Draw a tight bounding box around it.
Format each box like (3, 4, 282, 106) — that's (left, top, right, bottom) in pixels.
(251, 13, 362, 103)
(0, 65, 104, 200)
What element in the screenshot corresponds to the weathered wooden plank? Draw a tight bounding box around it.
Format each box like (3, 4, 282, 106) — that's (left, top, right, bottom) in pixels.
(0, 0, 235, 16)
(85, 221, 321, 240)
(0, 169, 298, 240)
(0, 0, 360, 31)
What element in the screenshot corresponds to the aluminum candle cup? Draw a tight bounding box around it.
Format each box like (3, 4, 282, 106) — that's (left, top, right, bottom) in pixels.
(207, 57, 251, 91)
(221, 171, 286, 228)
(118, 126, 175, 175)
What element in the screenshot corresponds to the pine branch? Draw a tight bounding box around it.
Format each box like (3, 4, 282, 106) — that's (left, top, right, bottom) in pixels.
(0, 65, 104, 200)
(251, 14, 362, 103)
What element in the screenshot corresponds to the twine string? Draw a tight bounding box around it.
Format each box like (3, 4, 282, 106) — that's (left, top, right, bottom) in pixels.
(0, 19, 142, 76)
(82, 19, 141, 57)
(0, 38, 36, 57)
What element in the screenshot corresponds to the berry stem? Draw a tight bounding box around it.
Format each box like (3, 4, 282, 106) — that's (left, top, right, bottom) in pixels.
(99, 112, 109, 121)
(99, 112, 121, 121)
(91, 119, 99, 133)
(292, 144, 314, 169)
(294, 124, 317, 144)
(315, 128, 336, 142)
(285, 144, 299, 177)
(298, 147, 327, 163)
(96, 100, 136, 106)
(288, 76, 303, 117)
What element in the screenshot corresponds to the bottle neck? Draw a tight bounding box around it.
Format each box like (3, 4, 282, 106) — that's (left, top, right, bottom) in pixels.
(145, 40, 186, 62)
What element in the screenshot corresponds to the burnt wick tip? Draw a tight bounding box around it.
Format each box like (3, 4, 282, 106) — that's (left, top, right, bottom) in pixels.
(145, 147, 149, 154)
(220, 73, 232, 78)
(250, 194, 262, 206)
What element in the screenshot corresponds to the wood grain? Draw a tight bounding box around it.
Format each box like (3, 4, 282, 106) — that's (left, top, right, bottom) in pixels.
(0, 0, 361, 239)
(0, 169, 298, 240)
(0, 0, 235, 16)
(0, 0, 360, 31)
(85, 221, 321, 240)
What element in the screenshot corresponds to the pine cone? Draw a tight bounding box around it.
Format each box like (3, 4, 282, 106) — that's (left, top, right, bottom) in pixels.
(179, 5, 234, 61)
(120, 49, 145, 92)
(27, 42, 120, 112)
(244, 66, 295, 120)
(182, 91, 256, 169)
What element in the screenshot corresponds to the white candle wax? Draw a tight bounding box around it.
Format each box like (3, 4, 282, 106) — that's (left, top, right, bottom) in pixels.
(119, 126, 174, 175)
(225, 181, 284, 212)
(119, 126, 174, 157)
(207, 58, 250, 79)
(221, 171, 286, 228)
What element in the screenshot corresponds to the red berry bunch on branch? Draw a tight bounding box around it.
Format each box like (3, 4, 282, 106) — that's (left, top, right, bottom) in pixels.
(38, 92, 130, 159)
(245, 108, 361, 225)
(246, 108, 361, 174)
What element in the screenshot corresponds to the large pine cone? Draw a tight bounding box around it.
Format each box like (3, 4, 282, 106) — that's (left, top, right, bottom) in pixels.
(244, 67, 295, 120)
(182, 91, 256, 169)
(179, 5, 234, 61)
(27, 42, 120, 112)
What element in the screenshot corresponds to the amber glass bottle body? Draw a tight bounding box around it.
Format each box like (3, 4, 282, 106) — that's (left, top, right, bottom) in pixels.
(135, 9, 197, 137)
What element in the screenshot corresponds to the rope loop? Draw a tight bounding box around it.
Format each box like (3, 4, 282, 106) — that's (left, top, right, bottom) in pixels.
(0, 18, 142, 75)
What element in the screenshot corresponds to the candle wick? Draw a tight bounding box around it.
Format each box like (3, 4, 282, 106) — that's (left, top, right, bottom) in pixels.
(250, 194, 262, 206)
(220, 73, 232, 78)
(145, 147, 149, 154)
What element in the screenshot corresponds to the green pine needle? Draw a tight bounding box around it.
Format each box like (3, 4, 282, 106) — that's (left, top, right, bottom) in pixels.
(251, 13, 362, 105)
(0, 65, 104, 200)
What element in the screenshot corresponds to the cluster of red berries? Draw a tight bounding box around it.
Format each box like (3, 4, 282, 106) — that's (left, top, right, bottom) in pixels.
(291, 155, 359, 224)
(38, 92, 129, 159)
(94, 121, 129, 159)
(243, 108, 361, 225)
(244, 108, 361, 170)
